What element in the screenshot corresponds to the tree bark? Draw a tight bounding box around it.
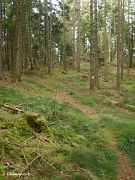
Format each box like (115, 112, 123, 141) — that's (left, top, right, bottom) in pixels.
(12, 0, 20, 82)
(38, 0, 42, 65)
(63, 0, 66, 71)
(104, 0, 107, 81)
(117, 0, 121, 88)
(0, 0, 2, 79)
(29, 0, 34, 70)
(45, 0, 51, 73)
(127, 0, 130, 73)
(72, 0, 76, 70)
(90, 0, 95, 90)
(16, 0, 23, 82)
(94, 0, 99, 88)
(121, 0, 124, 79)
(77, 0, 81, 72)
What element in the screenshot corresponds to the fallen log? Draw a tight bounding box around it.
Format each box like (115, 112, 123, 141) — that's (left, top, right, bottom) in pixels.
(105, 99, 121, 107)
(125, 104, 135, 112)
(1, 103, 24, 114)
(105, 99, 135, 112)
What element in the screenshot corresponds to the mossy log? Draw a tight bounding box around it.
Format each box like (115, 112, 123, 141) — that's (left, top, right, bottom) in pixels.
(125, 104, 135, 111)
(105, 99, 121, 107)
(105, 99, 135, 112)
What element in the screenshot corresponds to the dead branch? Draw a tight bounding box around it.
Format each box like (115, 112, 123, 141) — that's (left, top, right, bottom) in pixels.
(1, 103, 24, 113)
(5, 139, 25, 148)
(24, 136, 35, 145)
(32, 131, 57, 149)
(22, 149, 28, 165)
(17, 154, 41, 180)
(41, 157, 56, 170)
(18, 103, 32, 106)
(5, 138, 32, 148)
(67, 163, 96, 179)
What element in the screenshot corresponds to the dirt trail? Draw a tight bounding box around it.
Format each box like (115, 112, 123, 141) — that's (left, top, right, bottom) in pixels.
(43, 82, 135, 180)
(116, 151, 135, 180)
(48, 86, 95, 117)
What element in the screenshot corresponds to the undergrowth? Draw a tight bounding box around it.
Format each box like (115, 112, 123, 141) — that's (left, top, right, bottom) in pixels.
(99, 108, 135, 166)
(0, 85, 117, 180)
(1, 63, 135, 179)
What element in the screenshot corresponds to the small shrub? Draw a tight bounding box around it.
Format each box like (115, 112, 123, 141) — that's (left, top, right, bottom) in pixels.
(117, 132, 135, 162)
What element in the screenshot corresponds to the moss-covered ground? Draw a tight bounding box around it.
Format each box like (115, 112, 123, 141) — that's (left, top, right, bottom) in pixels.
(0, 63, 135, 180)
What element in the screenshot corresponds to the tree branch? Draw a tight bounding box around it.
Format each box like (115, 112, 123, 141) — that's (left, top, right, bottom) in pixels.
(1, 103, 24, 113)
(17, 155, 41, 180)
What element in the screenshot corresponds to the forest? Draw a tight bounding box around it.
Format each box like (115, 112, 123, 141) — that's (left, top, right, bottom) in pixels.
(0, 0, 135, 180)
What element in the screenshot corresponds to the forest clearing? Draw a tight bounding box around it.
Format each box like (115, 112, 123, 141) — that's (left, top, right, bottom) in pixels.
(0, 62, 135, 180)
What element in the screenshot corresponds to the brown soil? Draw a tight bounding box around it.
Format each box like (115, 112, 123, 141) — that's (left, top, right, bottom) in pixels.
(116, 151, 135, 180)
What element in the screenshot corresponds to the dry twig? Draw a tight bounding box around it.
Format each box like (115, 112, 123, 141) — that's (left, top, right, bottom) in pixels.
(41, 157, 56, 170)
(17, 154, 41, 180)
(22, 149, 29, 165)
(5, 139, 25, 148)
(32, 131, 57, 149)
(24, 136, 35, 145)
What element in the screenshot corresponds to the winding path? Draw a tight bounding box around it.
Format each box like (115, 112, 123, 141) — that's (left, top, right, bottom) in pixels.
(44, 82, 135, 180)
(20, 74, 135, 180)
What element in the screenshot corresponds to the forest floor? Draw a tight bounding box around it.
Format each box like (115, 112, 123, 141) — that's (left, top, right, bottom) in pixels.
(0, 62, 135, 180)
(27, 68, 135, 180)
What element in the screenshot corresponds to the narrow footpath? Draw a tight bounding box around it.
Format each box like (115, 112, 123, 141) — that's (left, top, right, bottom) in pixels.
(44, 83, 135, 180)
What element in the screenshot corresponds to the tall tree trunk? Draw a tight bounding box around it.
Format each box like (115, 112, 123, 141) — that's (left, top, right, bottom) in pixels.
(50, 0, 52, 67)
(29, 0, 33, 70)
(117, 0, 121, 88)
(24, 2, 30, 69)
(77, 0, 81, 72)
(72, 0, 75, 70)
(127, 0, 130, 73)
(16, 0, 23, 82)
(94, 0, 99, 88)
(0, 0, 2, 79)
(5, 1, 14, 71)
(63, 0, 66, 71)
(45, 0, 51, 73)
(121, 0, 124, 79)
(12, 0, 20, 82)
(38, 0, 42, 65)
(108, 9, 113, 63)
(90, 0, 95, 90)
(104, 0, 107, 81)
